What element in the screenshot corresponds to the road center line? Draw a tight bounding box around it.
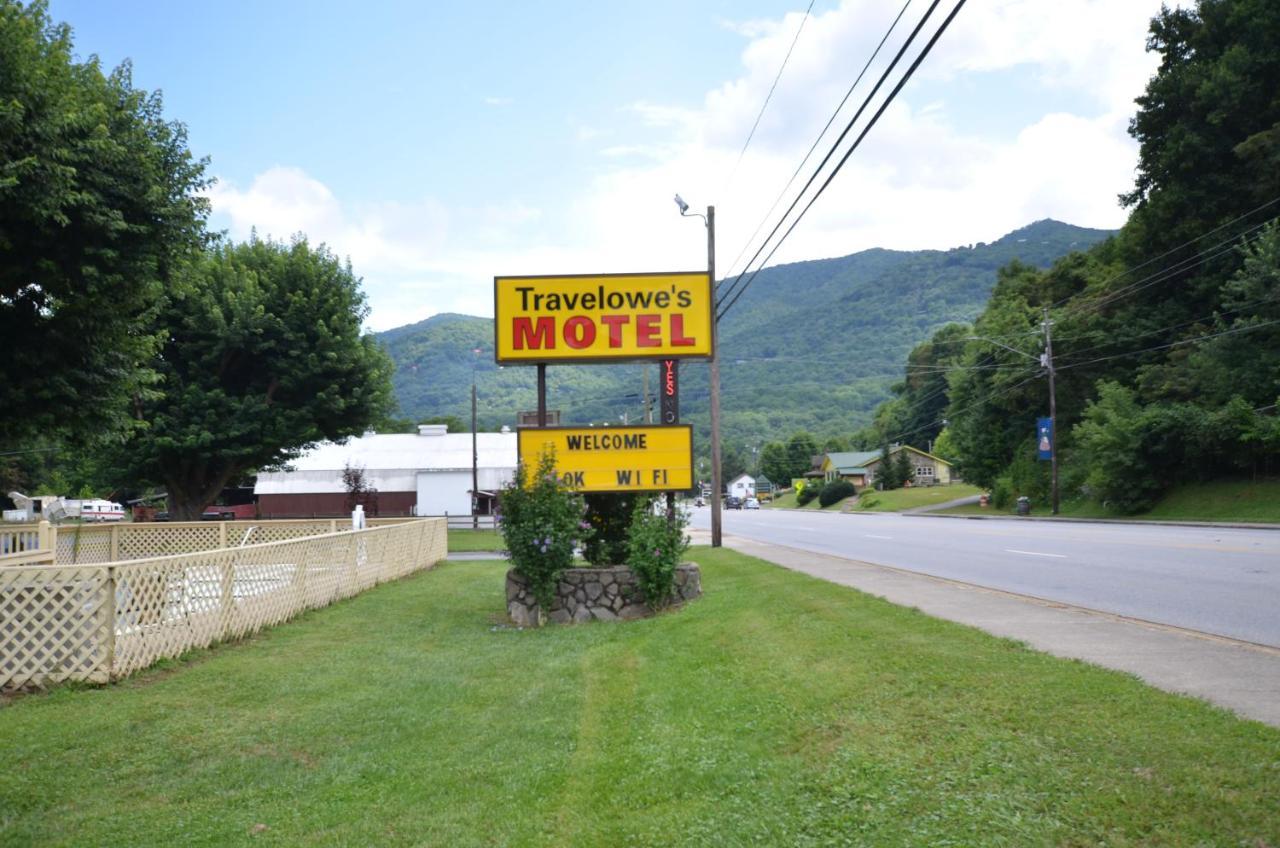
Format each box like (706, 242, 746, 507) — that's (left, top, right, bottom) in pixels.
(1006, 548, 1068, 559)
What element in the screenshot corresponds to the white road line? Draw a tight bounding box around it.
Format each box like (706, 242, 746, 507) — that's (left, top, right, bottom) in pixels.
(1006, 548, 1068, 559)
(865, 534, 893, 540)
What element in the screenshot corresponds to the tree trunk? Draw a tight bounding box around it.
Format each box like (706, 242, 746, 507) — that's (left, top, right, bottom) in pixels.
(166, 466, 241, 521)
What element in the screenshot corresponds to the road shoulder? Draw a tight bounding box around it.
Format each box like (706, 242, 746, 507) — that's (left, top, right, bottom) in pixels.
(696, 530, 1280, 728)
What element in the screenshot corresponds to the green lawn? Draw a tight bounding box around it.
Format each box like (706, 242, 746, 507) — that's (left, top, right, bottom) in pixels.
(854, 483, 984, 512)
(2, 550, 1277, 846)
(937, 478, 1280, 523)
(447, 528, 506, 551)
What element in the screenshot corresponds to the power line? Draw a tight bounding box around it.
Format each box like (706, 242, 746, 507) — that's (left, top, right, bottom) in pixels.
(722, 0, 915, 283)
(723, 0, 816, 192)
(716, 0, 946, 309)
(1053, 318, 1280, 373)
(1049, 195, 1280, 312)
(1057, 216, 1277, 321)
(1054, 291, 1280, 364)
(718, 0, 967, 322)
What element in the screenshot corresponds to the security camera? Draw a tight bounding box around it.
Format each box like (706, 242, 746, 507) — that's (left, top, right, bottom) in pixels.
(674, 194, 689, 214)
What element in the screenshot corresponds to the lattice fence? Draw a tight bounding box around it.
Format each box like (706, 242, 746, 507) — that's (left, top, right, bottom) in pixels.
(1, 519, 446, 690)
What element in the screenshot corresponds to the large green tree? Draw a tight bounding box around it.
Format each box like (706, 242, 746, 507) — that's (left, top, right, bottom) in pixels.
(112, 237, 394, 519)
(0, 1, 209, 445)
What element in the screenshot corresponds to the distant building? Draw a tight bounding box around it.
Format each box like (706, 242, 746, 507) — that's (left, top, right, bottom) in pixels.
(727, 473, 756, 500)
(255, 424, 517, 518)
(821, 446, 953, 488)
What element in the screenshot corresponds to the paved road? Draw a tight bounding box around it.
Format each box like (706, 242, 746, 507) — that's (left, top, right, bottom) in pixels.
(687, 507, 1280, 647)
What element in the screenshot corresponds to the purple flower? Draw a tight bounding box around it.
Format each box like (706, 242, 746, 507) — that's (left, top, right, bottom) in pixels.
(653, 548, 661, 557)
(579, 521, 591, 530)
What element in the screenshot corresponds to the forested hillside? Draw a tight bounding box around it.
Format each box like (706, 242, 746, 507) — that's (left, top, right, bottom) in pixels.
(869, 0, 1280, 513)
(380, 219, 1111, 460)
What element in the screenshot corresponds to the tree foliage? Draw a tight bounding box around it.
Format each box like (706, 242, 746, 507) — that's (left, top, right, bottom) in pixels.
(901, 0, 1280, 505)
(0, 1, 209, 445)
(111, 237, 394, 518)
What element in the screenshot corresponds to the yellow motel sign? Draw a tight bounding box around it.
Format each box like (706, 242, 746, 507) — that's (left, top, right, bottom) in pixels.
(494, 272, 713, 363)
(517, 425, 694, 492)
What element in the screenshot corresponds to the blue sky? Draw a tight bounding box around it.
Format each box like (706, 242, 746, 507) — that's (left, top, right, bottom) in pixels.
(50, 1, 1172, 329)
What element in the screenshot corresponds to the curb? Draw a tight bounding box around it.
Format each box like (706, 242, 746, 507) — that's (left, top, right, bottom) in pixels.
(906, 512, 1280, 531)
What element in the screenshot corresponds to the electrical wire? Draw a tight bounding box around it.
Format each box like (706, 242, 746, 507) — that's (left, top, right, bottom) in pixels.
(718, 0, 968, 322)
(716, 0, 947, 309)
(1053, 318, 1280, 373)
(1049, 195, 1280, 312)
(723, 0, 816, 193)
(722, 0, 915, 283)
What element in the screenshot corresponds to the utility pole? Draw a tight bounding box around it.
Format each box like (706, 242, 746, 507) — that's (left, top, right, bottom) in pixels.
(1042, 308, 1059, 515)
(471, 379, 479, 530)
(642, 366, 652, 424)
(707, 205, 722, 547)
(676, 195, 721, 547)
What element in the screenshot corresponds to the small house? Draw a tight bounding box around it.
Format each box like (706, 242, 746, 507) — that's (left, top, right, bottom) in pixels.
(727, 473, 756, 500)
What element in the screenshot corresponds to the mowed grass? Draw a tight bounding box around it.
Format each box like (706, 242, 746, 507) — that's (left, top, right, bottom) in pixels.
(855, 483, 983, 512)
(447, 528, 506, 551)
(3, 551, 1278, 847)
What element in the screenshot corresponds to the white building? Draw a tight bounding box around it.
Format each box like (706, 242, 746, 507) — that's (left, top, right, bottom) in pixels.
(254, 424, 517, 518)
(727, 473, 756, 500)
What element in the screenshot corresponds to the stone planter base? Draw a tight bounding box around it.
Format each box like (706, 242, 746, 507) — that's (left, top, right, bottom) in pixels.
(506, 564, 701, 626)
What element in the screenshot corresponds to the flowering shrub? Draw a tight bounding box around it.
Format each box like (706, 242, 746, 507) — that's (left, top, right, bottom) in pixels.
(499, 449, 591, 618)
(626, 501, 689, 609)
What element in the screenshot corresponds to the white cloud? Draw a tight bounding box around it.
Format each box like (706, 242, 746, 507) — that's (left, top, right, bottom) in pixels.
(207, 0, 1173, 331)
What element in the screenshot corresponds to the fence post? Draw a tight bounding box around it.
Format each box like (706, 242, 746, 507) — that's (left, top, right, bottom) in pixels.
(218, 522, 228, 549)
(103, 566, 117, 682)
(220, 552, 237, 638)
(329, 519, 337, 534)
(109, 524, 120, 562)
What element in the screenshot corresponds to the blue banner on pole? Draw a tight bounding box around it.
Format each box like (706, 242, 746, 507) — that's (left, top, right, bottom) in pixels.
(1037, 417, 1053, 460)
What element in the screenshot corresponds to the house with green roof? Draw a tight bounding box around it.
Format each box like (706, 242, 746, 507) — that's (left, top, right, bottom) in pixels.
(820, 446, 953, 488)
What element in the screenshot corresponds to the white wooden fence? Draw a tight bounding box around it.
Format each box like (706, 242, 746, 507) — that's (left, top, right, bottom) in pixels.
(0, 519, 446, 691)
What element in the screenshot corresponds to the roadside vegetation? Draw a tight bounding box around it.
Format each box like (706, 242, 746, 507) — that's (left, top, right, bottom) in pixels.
(2, 550, 1277, 846)
(938, 478, 1280, 523)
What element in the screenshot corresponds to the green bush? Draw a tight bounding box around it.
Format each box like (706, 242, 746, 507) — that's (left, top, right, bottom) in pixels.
(499, 449, 591, 618)
(580, 493, 645, 566)
(990, 476, 1014, 510)
(626, 502, 689, 609)
(819, 479, 856, 507)
(796, 481, 821, 505)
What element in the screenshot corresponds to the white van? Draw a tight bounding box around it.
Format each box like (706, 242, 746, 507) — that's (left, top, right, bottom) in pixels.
(79, 499, 126, 522)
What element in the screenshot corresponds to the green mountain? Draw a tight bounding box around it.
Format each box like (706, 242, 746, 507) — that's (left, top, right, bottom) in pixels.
(378, 219, 1113, 451)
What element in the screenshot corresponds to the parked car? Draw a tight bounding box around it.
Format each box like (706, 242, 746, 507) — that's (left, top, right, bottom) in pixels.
(743, 497, 760, 510)
(725, 496, 743, 510)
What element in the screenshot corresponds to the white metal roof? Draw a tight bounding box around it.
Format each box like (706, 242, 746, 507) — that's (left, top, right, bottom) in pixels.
(254, 431, 517, 495)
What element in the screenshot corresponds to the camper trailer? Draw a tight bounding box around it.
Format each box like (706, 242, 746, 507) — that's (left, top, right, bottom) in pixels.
(79, 499, 126, 522)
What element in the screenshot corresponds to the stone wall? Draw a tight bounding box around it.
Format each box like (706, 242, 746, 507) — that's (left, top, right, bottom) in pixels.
(506, 564, 701, 625)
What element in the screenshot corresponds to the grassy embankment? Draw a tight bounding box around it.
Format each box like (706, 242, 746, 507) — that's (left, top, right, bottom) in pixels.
(769, 484, 983, 513)
(852, 483, 983, 512)
(2, 549, 1277, 846)
(937, 478, 1280, 523)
